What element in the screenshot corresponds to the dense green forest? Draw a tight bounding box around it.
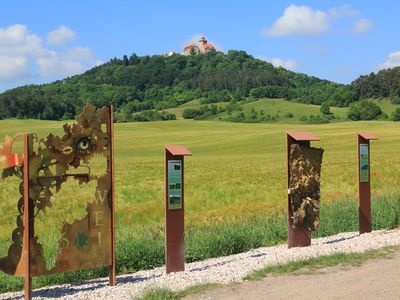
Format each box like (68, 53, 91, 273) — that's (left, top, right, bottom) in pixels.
(351, 67, 400, 100)
(0, 50, 359, 120)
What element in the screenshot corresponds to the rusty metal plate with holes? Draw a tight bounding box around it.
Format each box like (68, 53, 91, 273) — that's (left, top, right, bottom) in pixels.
(0, 104, 113, 277)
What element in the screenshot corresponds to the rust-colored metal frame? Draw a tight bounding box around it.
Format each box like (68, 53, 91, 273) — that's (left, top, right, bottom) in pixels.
(164, 145, 191, 273)
(23, 134, 32, 300)
(358, 132, 377, 234)
(108, 105, 116, 286)
(286, 132, 320, 248)
(19, 105, 116, 299)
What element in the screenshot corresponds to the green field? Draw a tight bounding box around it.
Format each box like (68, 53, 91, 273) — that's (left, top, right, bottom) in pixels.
(0, 118, 400, 292)
(166, 98, 398, 122)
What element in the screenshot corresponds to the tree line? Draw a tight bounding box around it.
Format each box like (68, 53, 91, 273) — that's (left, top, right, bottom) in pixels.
(0, 50, 362, 120)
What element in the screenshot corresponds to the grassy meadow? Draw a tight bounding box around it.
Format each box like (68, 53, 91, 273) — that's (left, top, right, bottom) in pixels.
(166, 98, 396, 122)
(0, 118, 400, 292)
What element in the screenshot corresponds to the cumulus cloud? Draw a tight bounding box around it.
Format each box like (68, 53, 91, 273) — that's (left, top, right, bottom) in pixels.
(262, 5, 329, 37)
(258, 56, 296, 70)
(47, 25, 77, 46)
(0, 24, 99, 85)
(377, 52, 400, 70)
(37, 47, 96, 77)
(0, 56, 29, 81)
(353, 18, 373, 33)
(262, 4, 372, 37)
(0, 24, 49, 57)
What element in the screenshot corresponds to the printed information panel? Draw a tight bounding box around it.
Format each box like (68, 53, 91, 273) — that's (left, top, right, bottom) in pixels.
(359, 144, 369, 183)
(168, 160, 183, 210)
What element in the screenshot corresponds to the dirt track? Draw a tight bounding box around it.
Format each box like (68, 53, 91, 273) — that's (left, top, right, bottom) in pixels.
(184, 251, 400, 300)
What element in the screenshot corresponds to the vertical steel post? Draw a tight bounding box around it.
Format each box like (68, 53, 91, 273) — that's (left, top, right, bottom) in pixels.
(108, 105, 116, 286)
(164, 145, 191, 273)
(23, 134, 32, 300)
(358, 132, 377, 234)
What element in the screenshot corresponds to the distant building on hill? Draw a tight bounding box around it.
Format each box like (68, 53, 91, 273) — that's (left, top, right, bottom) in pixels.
(183, 36, 216, 55)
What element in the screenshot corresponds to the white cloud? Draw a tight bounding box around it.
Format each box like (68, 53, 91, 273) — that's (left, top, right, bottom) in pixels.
(353, 18, 373, 33)
(329, 5, 359, 19)
(258, 56, 296, 70)
(0, 24, 49, 57)
(262, 5, 329, 37)
(0, 24, 99, 85)
(262, 4, 371, 37)
(47, 26, 77, 46)
(0, 56, 28, 81)
(377, 51, 400, 70)
(37, 47, 96, 77)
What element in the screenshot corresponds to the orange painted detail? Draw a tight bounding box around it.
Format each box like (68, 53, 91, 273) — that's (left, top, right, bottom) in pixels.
(358, 132, 378, 141)
(165, 145, 192, 156)
(0, 135, 24, 169)
(287, 131, 320, 142)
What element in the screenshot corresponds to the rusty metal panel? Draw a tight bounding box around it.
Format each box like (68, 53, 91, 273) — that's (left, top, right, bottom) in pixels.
(287, 131, 320, 142)
(165, 145, 192, 156)
(0, 104, 115, 279)
(358, 134, 373, 234)
(358, 132, 378, 141)
(287, 135, 311, 248)
(165, 147, 186, 273)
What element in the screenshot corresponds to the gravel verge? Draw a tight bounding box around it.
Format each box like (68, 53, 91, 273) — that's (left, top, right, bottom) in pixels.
(1, 229, 399, 300)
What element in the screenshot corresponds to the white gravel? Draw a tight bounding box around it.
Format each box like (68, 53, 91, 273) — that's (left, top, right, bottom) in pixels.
(1, 229, 399, 300)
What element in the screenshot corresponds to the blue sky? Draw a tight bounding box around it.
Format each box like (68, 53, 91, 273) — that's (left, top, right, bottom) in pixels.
(1, 0, 399, 92)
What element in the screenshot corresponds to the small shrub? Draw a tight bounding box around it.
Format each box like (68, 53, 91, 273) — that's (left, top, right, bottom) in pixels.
(392, 108, 400, 121)
(285, 112, 294, 118)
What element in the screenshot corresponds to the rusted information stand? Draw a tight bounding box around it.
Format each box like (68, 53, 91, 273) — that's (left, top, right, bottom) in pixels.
(358, 132, 378, 234)
(0, 105, 116, 299)
(164, 145, 191, 273)
(287, 131, 321, 248)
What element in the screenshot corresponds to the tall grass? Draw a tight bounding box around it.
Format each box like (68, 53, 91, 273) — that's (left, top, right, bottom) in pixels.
(0, 194, 399, 293)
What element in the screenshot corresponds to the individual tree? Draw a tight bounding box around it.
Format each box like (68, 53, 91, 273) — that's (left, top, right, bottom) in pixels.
(320, 102, 331, 115)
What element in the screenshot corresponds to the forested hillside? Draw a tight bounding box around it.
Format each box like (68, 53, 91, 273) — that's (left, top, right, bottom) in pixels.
(0, 50, 357, 120)
(351, 67, 400, 101)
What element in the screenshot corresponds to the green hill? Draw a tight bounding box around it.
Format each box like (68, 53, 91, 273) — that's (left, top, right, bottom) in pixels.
(0, 50, 356, 121)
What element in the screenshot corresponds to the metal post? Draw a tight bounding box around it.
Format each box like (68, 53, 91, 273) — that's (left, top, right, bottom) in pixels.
(108, 105, 116, 286)
(164, 145, 191, 273)
(358, 132, 377, 234)
(23, 134, 32, 300)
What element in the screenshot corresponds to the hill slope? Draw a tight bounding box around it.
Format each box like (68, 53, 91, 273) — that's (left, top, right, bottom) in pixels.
(0, 51, 357, 120)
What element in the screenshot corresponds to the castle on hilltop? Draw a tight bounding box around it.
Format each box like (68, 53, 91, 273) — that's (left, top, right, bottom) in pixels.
(183, 37, 216, 55)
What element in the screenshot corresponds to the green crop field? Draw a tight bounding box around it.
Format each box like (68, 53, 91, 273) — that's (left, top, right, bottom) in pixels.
(0, 118, 400, 292)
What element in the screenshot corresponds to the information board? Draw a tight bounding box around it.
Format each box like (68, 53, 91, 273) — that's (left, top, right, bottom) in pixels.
(359, 144, 369, 183)
(168, 160, 183, 209)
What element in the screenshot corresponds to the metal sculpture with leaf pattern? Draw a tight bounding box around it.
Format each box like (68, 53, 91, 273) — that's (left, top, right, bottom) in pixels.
(0, 104, 115, 299)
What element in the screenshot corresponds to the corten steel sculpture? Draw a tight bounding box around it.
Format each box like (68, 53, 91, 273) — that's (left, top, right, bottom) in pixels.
(287, 132, 323, 248)
(0, 104, 115, 299)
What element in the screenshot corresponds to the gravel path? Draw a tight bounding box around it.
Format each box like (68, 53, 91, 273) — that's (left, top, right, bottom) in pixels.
(1, 229, 399, 300)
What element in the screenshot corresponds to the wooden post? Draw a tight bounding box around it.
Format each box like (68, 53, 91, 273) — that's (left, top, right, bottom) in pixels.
(287, 132, 320, 248)
(164, 145, 191, 273)
(107, 105, 116, 286)
(358, 132, 378, 234)
(23, 134, 32, 300)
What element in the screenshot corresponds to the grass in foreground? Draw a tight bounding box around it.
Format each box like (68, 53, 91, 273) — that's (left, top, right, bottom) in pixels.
(136, 246, 400, 300)
(243, 245, 400, 280)
(136, 283, 221, 300)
